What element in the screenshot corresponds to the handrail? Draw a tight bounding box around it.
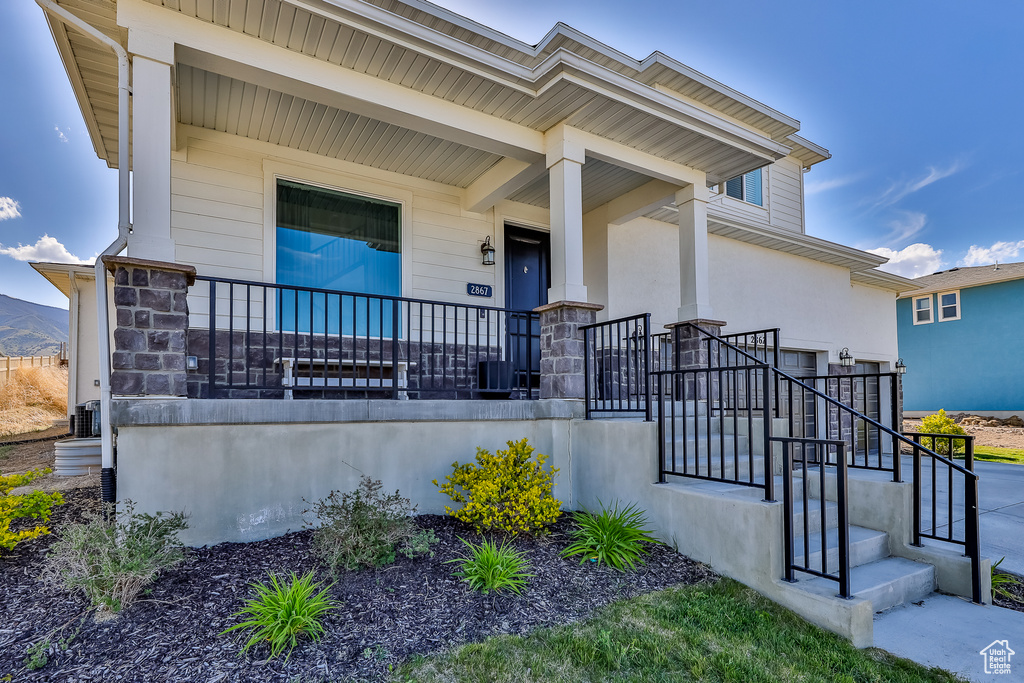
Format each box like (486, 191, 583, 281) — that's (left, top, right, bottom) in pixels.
(684, 322, 982, 604)
(582, 313, 652, 421)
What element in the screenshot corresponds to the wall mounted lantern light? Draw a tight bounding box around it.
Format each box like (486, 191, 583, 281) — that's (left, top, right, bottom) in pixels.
(480, 235, 496, 266)
(839, 347, 854, 367)
(895, 358, 907, 375)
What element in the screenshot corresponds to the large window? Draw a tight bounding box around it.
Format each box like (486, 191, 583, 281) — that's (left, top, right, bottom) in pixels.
(276, 179, 401, 335)
(937, 290, 960, 321)
(725, 167, 763, 206)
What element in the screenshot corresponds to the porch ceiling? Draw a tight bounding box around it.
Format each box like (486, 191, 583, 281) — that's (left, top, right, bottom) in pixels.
(508, 158, 654, 213)
(51, 0, 822, 184)
(177, 65, 502, 188)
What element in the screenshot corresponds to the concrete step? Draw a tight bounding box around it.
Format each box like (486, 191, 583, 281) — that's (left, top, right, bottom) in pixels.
(790, 497, 840, 535)
(795, 557, 935, 613)
(666, 450, 766, 483)
(793, 525, 890, 571)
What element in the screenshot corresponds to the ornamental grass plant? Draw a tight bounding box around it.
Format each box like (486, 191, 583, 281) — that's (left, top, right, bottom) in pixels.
(221, 571, 337, 661)
(41, 501, 188, 612)
(447, 537, 533, 595)
(434, 438, 561, 536)
(562, 501, 662, 571)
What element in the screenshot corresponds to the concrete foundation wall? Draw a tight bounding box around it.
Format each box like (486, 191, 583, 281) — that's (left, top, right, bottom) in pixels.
(113, 399, 580, 546)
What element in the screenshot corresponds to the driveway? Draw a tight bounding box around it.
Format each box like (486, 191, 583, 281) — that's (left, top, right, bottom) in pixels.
(975, 460, 1024, 576)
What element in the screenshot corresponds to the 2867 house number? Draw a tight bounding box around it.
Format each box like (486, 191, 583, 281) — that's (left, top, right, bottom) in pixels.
(466, 283, 492, 297)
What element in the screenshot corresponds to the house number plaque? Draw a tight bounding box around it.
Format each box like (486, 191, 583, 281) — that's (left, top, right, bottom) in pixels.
(466, 283, 493, 297)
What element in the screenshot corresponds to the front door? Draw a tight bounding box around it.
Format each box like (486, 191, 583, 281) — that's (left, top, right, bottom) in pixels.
(505, 226, 550, 390)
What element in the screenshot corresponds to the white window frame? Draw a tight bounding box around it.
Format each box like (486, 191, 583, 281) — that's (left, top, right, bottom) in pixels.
(912, 295, 933, 325)
(724, 167, 765, 207)
(937, 290, 961, 322)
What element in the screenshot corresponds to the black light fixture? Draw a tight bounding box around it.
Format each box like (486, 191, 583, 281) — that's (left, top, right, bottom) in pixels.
(839, 347, 854, 367)
(480, 235, 496, 266)
(895, 358, 907, 375)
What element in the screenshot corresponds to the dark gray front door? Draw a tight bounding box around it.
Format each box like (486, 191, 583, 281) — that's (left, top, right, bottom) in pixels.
(505, 226, 549, 389)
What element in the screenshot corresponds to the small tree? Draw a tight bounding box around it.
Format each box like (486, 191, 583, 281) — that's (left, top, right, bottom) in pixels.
(917, 409, 968, 456)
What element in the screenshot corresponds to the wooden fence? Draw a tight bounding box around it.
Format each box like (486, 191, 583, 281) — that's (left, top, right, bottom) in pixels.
(0, 347, 66, 386)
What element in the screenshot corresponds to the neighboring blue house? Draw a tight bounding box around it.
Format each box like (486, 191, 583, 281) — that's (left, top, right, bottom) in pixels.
(897, 261, 1024, 417)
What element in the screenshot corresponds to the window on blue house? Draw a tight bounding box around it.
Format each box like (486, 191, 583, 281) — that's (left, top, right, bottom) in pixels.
(937, 290, 960, 321)
(725, 168, 763, 206)
(913, 295, 933, 325)
(276, 179, 401, 336)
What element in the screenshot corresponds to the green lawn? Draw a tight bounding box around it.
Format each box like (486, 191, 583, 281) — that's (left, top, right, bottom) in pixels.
(396, 579, 963, 683)
(973, 446, 1024, 466)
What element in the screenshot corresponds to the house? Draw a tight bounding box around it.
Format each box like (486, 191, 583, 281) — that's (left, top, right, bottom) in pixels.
(898, 262, 1024, 418)
(34, 0, 990, 648)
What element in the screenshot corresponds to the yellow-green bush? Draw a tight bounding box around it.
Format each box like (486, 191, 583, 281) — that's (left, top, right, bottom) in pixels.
(1, 468, 64, 552)
(918, 409, 968, 456)
(433, 438, 561, 536)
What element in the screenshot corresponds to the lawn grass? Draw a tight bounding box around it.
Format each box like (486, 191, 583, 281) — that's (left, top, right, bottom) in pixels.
(973, 446, 1024, 466)
(396, 579, 963, 683)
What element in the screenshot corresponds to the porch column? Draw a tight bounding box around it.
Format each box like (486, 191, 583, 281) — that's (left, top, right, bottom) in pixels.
(546, 139, 588, 304)
(676, 184, 714, 322)
(536, 301, 603, 400)
(128, 30, 176, 262)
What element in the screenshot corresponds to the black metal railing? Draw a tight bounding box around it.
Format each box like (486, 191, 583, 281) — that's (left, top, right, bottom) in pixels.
(654, 363, 774, 499)
(776, 436, 851, 598)
(190, 276, 539, 400)
(582, 313, 652, 420)
(902, 432, 981, 602)
(778, 373, 901, 475)
(672, 324, 983, 603)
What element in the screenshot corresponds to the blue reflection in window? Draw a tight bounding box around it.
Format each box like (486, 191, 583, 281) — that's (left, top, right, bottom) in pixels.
(276, 181, 400, 336)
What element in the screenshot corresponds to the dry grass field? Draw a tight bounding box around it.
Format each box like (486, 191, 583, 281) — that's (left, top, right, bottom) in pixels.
(0, 365, 68, 438)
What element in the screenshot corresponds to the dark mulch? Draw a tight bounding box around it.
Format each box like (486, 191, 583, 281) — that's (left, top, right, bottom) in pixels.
(993, 572, 1024, 614)
(1, 491, 716, 682)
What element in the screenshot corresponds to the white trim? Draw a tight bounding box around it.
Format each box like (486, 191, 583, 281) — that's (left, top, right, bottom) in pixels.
(912, 294, 933, 325)
(937, 289, 961, 322)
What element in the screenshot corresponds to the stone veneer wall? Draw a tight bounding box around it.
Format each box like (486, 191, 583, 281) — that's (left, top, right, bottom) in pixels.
(536, 301, 603, 399)
(104, 256, 196, 396)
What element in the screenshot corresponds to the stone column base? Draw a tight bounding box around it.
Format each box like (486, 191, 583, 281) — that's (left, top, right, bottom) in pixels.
(103, 256, 196, 397)
(535, 300, 604, 399)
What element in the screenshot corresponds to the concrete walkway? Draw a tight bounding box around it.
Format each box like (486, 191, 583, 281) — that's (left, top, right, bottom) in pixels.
(874, 594, 1023, 681)
(975, 460, 1024, 576)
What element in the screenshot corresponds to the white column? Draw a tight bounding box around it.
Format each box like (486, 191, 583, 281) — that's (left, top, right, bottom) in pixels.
(128, 29, 175, 261)
(546, 139, 588, 303)
(676, 183, 715, 321)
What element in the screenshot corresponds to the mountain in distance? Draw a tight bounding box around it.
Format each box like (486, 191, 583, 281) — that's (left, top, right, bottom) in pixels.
(0, 294, 68, 356)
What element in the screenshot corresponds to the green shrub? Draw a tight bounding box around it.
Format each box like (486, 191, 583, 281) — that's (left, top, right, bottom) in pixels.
(992, 557, 1023, 602)
(448, 537, 533, 595)
(1, 468, 64, 552)
(222, 570, 337, 661)
(41, 501, 188, 612)
(562, 501, 663, 571)
(307, 476, 436, 573)
(917, 409, 968, 456)
(433, 438, 561, 536)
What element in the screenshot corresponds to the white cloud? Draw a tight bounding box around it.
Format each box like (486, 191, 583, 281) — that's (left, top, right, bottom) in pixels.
(54, 125, 69, 143)
(0, 197, 21, 221)
(959, 240, 1024, 267)
(873, 162, 963, 208)
(805, 174, 860, 196)
(882, 210, 928, 245)
(0, 235, 93, 265)
(868, 243, 945, 279)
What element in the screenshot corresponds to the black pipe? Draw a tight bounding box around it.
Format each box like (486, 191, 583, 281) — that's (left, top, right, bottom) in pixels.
(101, 466, 116, 504)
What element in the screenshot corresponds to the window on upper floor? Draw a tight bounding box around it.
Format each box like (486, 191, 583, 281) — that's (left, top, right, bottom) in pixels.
(913, 295, 933, 325)
(724, 167, 763, 206)
(937, 290, 960, 321)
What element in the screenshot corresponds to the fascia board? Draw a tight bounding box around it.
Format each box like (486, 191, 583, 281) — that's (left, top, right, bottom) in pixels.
(706, 213, 888, 271)
(850, 269, 917, 293)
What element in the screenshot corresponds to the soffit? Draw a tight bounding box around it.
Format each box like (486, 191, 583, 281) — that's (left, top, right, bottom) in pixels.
(643, 206, 889, 273)
(178, 65, 501, 187)
(507, 158, 653, 213)
(47, 0, 123, 168)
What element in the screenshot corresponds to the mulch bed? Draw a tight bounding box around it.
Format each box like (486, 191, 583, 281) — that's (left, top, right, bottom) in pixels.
(1, 488, 716, 682)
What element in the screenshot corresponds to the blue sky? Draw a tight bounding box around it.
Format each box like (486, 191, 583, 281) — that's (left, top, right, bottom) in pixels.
(2, 0, 1022, 309)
